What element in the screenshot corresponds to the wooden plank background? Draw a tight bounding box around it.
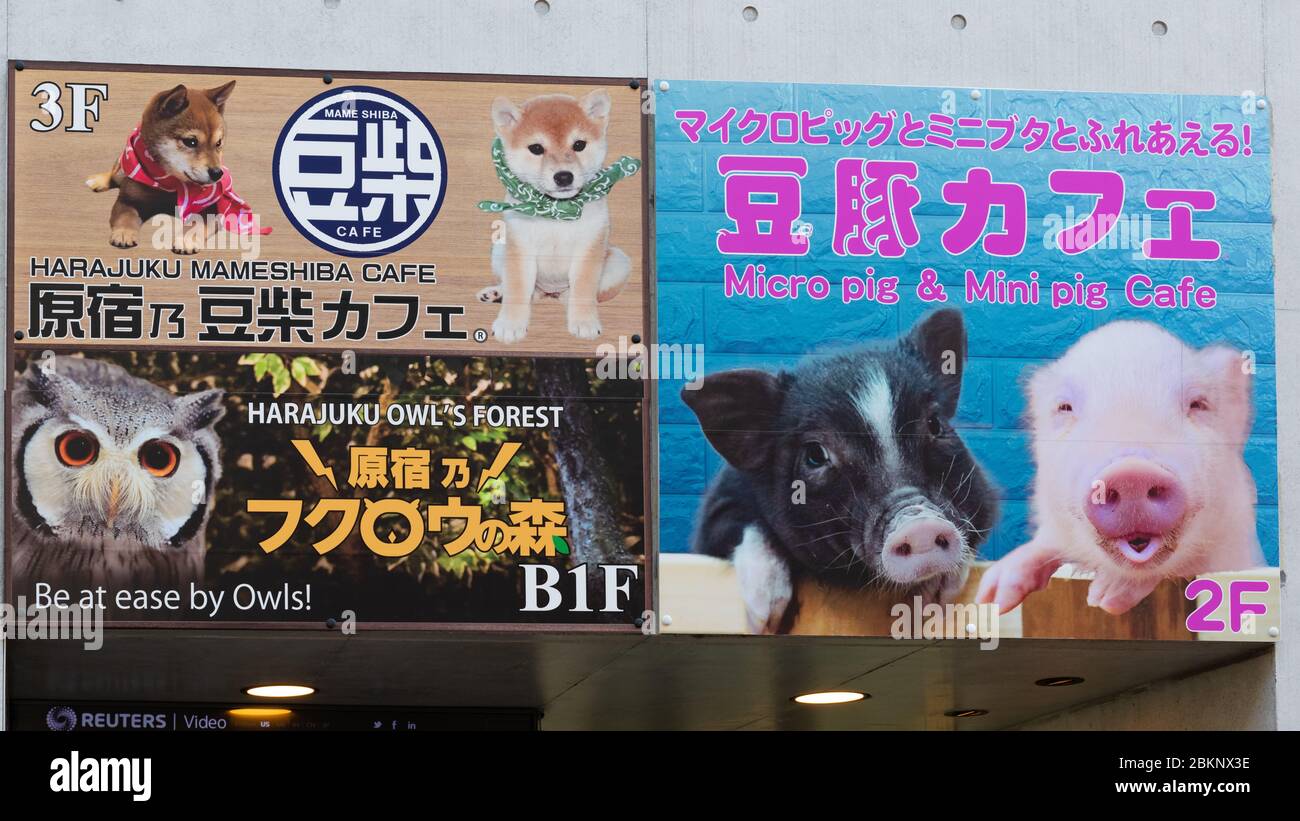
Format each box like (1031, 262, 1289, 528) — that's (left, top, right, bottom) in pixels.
(10, 68, 647, 356)
(659, 554, 1282, 642)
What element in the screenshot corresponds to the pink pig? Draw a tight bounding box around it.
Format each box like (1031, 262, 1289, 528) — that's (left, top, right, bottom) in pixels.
(977, 320, 1264, 615)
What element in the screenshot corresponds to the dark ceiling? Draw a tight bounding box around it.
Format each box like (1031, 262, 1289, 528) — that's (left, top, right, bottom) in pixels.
(6, 629, 1270, 729)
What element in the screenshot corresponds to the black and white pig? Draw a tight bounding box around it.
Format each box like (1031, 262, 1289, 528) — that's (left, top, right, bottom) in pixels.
(977, 320, 1263, 615)
(682, 309, 999, 633)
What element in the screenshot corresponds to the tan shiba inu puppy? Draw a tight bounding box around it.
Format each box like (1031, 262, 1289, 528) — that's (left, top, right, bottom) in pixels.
(480, 89, 633, 342)
(86, 81, 262, 254)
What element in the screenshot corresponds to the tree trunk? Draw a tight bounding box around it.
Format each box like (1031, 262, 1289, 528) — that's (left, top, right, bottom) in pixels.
(533, 358, 633, 568)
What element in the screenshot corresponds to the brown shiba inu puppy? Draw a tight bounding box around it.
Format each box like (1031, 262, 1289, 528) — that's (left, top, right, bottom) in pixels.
(481, 89, 632, 342)
(86, 81, 256, 254)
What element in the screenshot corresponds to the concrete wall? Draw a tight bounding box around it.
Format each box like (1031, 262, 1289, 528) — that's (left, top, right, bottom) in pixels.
(1018, 651, 1277, 730)
(0, 0, 1294, 730)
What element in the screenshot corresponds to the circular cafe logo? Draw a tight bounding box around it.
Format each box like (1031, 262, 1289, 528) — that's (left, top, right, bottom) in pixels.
(46, 706, 77, 731)
(273, 85, 448, 257)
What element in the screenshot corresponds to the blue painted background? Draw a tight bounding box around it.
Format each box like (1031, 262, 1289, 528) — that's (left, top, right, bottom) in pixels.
(654, 79, 1277, 565)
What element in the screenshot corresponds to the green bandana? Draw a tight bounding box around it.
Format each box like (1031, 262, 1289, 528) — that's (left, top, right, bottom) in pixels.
(477, 138, 641, 220)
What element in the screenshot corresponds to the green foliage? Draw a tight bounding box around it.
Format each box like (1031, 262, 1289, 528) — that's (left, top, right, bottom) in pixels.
(239, 353, 323, 397)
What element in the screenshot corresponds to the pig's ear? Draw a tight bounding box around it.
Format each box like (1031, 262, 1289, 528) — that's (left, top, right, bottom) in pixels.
(681, 369, 785, 473)
(905, 308, 966, 417)
(1195, 345, 1254, 441)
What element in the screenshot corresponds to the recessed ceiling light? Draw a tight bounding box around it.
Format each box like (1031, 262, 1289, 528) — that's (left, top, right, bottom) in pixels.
(944, 708, 989, 718)
(791, 691, 868, 705)
(1035, 676, 1085, 687)
(243, 684, 315, 698)
(228, 707, 292, 718)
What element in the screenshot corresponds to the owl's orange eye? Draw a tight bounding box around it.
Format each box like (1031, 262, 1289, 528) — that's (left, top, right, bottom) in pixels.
(56, 430, 98, 467)
(139, 439, 180, 478)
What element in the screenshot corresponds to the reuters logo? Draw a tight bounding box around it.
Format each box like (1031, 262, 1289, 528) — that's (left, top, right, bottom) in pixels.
(46, 706, 77, 731)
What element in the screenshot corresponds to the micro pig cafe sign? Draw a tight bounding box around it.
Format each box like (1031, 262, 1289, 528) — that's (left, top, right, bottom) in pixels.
(652, 79, 1279, 642)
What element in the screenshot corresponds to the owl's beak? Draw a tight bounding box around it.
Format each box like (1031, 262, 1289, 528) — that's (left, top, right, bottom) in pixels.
(105, 478, 123, 528)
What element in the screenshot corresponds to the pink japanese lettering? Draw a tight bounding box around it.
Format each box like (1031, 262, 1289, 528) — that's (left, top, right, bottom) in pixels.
(1049, 169, 1125, 255)
(941, 167, 1028, 256)
(716, 155, 810, 256)
(1143, 188, 1220, 261)
(833, 158, 922, 258)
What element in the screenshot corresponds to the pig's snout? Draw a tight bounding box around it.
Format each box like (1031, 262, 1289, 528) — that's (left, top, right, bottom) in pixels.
(1085, 459, 1187, 541)
(881, 513, 963, 583)
(886, 518, 955, 556)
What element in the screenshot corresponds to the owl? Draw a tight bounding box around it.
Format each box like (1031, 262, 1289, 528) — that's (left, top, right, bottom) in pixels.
(11, 356, 225, 593)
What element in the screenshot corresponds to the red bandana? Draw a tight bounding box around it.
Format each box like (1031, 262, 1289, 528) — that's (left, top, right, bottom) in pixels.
(118, 125, 271, 235)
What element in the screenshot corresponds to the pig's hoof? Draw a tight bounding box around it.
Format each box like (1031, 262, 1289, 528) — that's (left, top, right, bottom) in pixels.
(976, 540, 1062, 613)
(745, 578, 792, 633)
(916, 568, 969, 605)
(744, 588, 792, 635)
(733, 525, 793, 634)
(1086, 576, 1157, 614)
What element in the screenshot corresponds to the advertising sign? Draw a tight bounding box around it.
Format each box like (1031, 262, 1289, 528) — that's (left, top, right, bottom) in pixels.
(7, 64, 650, 626)
(12, 66, 646, 353)
(6, 64, 1281, 643)
(653, 79, 1278, 641)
